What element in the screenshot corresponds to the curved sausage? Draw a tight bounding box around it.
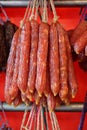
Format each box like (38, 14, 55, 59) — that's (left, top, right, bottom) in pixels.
(49, 23, 59, 96)
(74, 30, 87, 54)
(4, 29, 20, 104)
(57, 22, 68, 102)
(17, 21, 31, 93)
(9, 31, 21, 100)
(65, 31, 78, 98)
(70, 21, 87, 45)
(27, 19, 39, 93)
(35, 22, 49, 97)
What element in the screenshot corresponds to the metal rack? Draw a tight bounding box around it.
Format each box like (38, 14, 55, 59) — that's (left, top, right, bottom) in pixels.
(0, 102, 84, 112)
(0, 0, 87, 7)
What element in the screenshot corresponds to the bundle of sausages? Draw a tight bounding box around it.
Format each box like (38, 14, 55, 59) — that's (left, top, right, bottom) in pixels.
(4, 0, 78, 111)
(68, 20, 87, 71)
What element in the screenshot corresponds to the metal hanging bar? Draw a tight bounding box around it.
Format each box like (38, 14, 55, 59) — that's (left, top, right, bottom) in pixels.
(0, 102, 83, 112)
(0, 1, 87, 7)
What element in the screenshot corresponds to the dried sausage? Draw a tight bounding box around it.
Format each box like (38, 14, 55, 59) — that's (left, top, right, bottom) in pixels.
(9, 31, 21, 100)
(17, 21, 31, 93)
(27, 19, 39, 93)
(65, 31, 78, 98)
(4, 29, 20, 104)
(70, 21, 87, 45)
(49, 23, 59, 96)
(74, 30, 87, 54)
(57, 23, 68, 102)
(35, 22, 49, 96)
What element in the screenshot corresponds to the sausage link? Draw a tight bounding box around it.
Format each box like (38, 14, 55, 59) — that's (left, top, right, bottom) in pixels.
(65, 31, 78, 98)
(9, 31, 21, 100)
(27, 20, 39, 93)
(17, 21, 31, 93)
(49, 23, 59, 96)
(35, 22, 49, 96)
(4, 29, 20, 104)
(70, 21, 87, 45)
(74, 30, 87, 54)
(57, 23, 68, 102)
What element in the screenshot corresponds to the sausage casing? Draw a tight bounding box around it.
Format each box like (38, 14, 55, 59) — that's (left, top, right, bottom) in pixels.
(9, 31, 21, 100)
(65, 31, 78, 98)
(27, 20, 39, 93)
(74, 30, 87, 54)
(5, 29, 20, 104)
(49, 23, 59, 96)
(35, 22, 49, 96)
(17, 21, 31, 93)
(57, 23, 68, 102)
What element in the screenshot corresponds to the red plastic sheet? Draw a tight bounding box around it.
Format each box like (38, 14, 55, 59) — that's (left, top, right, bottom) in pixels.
(0, 7, 87, 130)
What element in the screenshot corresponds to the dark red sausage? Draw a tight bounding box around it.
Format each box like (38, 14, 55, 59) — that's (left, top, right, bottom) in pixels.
(27, 19, 39, 93)
(49, 23, 59, 96)
(35, 22, 49, 97)
(70, 21, 87, 45)
(4, 29, 20, 104)
(17, 21, 31, 93)
(65, 31, 78, 98)
(9, 31, 21, 100)
(74, 30, 87, 54)
(57, 22, 68, 102)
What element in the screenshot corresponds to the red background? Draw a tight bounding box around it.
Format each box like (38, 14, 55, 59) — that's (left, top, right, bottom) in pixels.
(0, 7, 87, 130)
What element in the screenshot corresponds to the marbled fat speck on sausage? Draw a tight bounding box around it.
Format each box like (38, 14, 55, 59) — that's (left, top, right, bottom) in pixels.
(57, 23, 68, 102)
(27, 19, 39, 93)
(9, 31, 21, 100)
(4, 29, 20, 104)
(18, 21, 31, 93)
(35, 22, 49, 97)
(65, 32, 78, 98)
(49, 23, 59, 96)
